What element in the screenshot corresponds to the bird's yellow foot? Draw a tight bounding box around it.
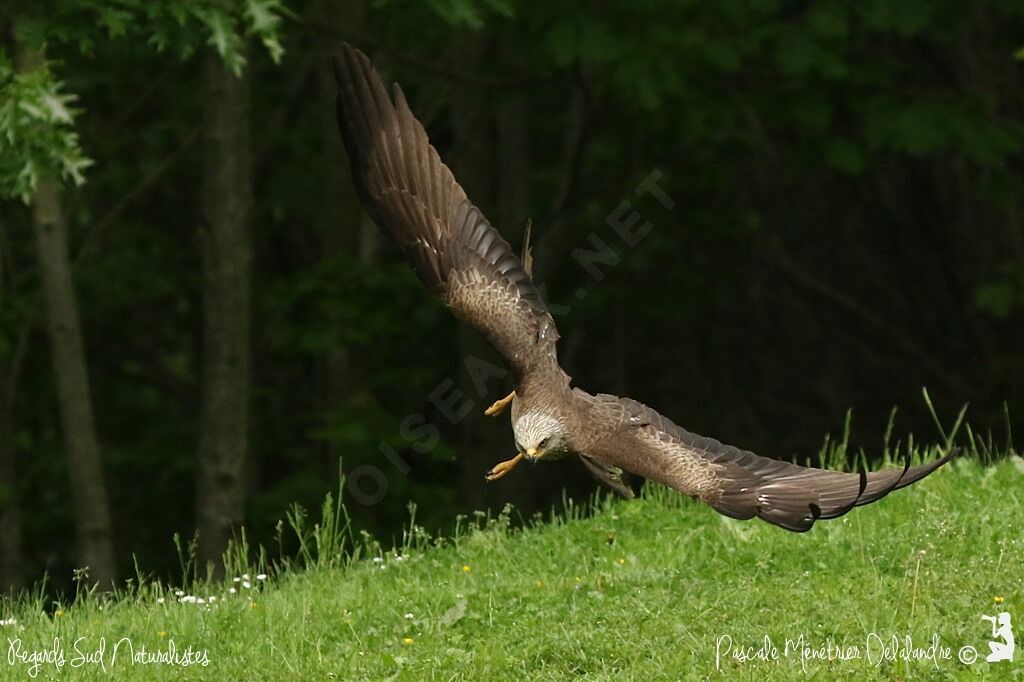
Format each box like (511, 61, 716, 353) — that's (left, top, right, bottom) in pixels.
(485, 453, 524, 481)
(484, 391, 515, 417)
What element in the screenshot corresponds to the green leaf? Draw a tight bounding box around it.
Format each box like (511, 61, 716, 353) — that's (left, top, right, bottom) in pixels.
(98, 7, 134, 38)
(40, 90, 73, 124)
(245, 0, 281, 34)
(198, 8, 246, 75)
(206, 11, 231, 56)
(0, 58, 92, 201)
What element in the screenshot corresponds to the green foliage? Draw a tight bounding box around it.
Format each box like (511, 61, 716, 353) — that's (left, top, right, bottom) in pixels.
(13, 0, 286, 71)
(190, 0, 287, 74)
(244, 0, 287, 63)
(0, 53, 91, 202)
(0, 0, 286, 201)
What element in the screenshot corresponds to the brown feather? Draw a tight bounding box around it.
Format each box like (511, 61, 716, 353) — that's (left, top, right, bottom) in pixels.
(579, 454, 636, 499)
(582, 394, 954, 532)
(333, 45, 559, 382)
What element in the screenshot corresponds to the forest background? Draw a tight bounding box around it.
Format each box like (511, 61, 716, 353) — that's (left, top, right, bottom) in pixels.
(0, 0, 1020, 594)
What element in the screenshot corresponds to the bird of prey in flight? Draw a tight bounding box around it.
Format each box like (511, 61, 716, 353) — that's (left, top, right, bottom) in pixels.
(332, 45, 952, 532)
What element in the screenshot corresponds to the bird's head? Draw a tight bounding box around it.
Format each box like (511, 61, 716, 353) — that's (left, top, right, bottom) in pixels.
(513, 412, 569, 461)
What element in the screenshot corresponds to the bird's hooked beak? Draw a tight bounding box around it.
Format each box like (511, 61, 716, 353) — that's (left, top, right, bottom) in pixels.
(525, 447, 539, 462)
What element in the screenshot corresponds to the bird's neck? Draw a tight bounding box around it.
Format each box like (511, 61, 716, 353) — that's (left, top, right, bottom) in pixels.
(516, 357, 572, 405)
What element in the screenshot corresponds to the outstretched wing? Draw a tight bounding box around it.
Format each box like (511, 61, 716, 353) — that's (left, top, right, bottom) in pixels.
(590, 395, 953, 532)
(333, 45, 558, 382)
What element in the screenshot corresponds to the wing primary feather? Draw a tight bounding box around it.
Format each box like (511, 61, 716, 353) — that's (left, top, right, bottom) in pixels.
(333, 43, 565, 383)
(814, 466, 868, 521)
(521, 219, 534, 276)
(594, 394, 955, 532)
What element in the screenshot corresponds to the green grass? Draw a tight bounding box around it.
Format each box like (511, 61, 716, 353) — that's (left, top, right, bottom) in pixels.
(2, 450, 1022, 680)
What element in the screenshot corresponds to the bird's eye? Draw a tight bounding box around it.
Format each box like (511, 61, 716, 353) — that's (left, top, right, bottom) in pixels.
(539, 437, 549, 448)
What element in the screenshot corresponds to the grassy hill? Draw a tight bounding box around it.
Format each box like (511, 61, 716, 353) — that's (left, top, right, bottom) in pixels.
(2, 450, 1021, 680)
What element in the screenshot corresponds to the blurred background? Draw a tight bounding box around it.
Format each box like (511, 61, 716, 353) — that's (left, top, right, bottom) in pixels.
(0, 0, 1020, 595)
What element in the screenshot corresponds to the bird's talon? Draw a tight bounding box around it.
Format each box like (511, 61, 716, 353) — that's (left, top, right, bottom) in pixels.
(484, 453, 523, 482)
(484, 391, 515, 417)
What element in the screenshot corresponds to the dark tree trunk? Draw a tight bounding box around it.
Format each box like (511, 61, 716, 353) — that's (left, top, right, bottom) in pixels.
(196, 48, 253, 570)
(0, 214, 25, 593)
(0, 381, 24, 593)
(16, 31, 116, 588)
(30, 178, 117, 586)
